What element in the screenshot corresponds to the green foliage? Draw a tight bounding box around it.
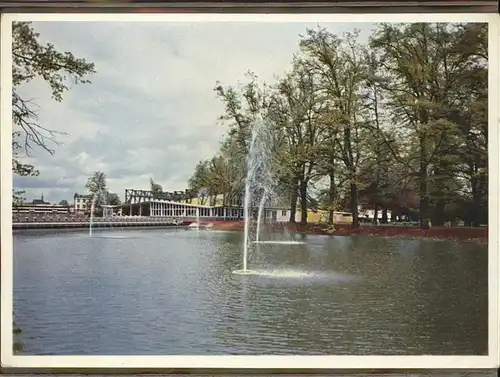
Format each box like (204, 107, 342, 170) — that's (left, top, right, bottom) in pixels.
(85, 171, 107, 208)
(12, 21, 96, 200)
(191, 22, 488, 229)
(84, 172, 121, 209)
(107, 192, 121, 206)
(85, 171, 107, 194)
(58, 199, 69, 206)
(150, 178, 163, 199)
(189, 78, 269, 206)
(13, 189, 26, 209)
(12, 21, 95, 162)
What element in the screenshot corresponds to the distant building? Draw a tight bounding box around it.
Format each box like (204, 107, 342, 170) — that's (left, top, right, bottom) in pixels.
(13, 203, 71, 216)
(358, 208, 393, 222)
(31, 194, 50, 205)
(277, 209, 354, 224)
(73, 193, 93, 212)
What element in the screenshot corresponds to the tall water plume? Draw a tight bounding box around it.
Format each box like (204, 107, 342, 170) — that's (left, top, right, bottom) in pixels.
(89, 195, 96, 237)
(240, 115, 276, 272)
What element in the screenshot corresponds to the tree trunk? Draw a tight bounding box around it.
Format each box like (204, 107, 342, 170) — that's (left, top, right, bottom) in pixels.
(433, 199, 446, 226)
(289, 176, 299, 223)
(381, 208, 388, 224)
(470, 175, 481, 227)
(419, 163, 430, 229)
(328, 210, 334, 225)
(372, 204, 379, 225)
(299, 179, 308, 225)
(477, 173, 487, 225)
(350, 182, 359, 228)
(328, 172, 335, 225)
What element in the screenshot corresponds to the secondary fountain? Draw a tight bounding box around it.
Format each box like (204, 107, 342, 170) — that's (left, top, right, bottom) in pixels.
(89, 189, 107, 237)
(89, 195, 96, 237)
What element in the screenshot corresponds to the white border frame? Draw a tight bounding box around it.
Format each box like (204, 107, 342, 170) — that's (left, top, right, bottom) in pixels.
(1, 12, 499, 369)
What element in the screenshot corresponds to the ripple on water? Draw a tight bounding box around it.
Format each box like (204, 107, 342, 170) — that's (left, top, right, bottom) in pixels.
(13, 229, 487, 355)
(91, 235, 141, 239)
(251, 240, 306, 245)
(232, 269, 357, 285)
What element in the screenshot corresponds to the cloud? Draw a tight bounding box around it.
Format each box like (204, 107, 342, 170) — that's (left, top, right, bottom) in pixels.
(12, 20, 372, 203)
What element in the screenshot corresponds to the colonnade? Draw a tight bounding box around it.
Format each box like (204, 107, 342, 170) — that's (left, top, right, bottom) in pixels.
(148, 201, 245, 219)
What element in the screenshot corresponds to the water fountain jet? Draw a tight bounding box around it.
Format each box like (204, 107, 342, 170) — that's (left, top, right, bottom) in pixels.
(235, 115, 276, 275)
(89, 195, 96, 237)
(255, 189, 268, 244)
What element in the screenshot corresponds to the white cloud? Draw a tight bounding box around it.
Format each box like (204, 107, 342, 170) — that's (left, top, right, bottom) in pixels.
(13, 20, 373, 203)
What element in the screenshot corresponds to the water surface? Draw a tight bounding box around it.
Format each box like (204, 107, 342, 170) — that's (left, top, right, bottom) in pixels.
(13, 228, 488, 355)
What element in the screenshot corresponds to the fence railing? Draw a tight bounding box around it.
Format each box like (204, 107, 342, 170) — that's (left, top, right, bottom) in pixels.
(12, 215, 183, 224)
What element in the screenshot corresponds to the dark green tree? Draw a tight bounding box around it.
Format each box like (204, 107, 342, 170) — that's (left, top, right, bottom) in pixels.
(12, 21, 95, 194)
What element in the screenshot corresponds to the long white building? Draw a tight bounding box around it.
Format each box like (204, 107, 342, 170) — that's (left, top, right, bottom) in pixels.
(121, 199, 294, 222)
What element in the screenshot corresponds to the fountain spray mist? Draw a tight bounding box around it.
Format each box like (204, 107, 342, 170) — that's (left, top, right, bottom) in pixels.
(241, 116, 275, 272)
(89, 195, 96, 237)
(242, 181, 251, 271)
(255, 189, 268, 244)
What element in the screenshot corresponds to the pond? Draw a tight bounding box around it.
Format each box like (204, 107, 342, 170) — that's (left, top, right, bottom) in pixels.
(13, 228, 488, 355)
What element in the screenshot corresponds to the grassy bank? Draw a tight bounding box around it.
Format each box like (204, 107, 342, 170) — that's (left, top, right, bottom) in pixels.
(211, 221, 488, 244)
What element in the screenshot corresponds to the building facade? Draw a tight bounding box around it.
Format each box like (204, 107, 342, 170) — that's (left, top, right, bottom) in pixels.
(73, 193, 93, 212)
(359, 208, 393, 222)
(119, 199, 355, 224)
(12, 203, 71, 223)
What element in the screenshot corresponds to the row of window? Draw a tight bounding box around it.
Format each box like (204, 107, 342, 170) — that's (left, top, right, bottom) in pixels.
(75, 198, 91, 203)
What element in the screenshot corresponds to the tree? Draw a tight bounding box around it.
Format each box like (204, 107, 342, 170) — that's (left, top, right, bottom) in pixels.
(213, 73, 273, 208)
(190, 22, 488, 230)
(188, 160, 212, 205)
(214, 71, 269, 155)
(86, 171, 107, 206)
(448, 23, 488, 227)
(85, 172, 122, 211)
(299, 28, 368, 228)
(268, 58, 325, 224)
(12, 21, 95, 194)
(86, 171, 107, 193)
(370, 22, 487, 228)
(150, 178, 163, 199)
(58, 199, 69, 206)
(218, 136, 247, 206)
(356, 51, 398, 224)
(107, 193, 121, 206)
(13, 190, 26, 209)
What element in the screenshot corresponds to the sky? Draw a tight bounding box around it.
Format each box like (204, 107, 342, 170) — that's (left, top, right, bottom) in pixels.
(13, 20, 374, 204)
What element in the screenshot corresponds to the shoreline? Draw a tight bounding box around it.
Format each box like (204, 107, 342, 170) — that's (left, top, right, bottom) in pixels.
(11, 219, 488, 244)
(209, 221, 488, 244)
(12, 221, 185, 231)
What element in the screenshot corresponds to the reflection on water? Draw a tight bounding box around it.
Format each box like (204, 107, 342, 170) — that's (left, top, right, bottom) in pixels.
(13, 228, 487, 355)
